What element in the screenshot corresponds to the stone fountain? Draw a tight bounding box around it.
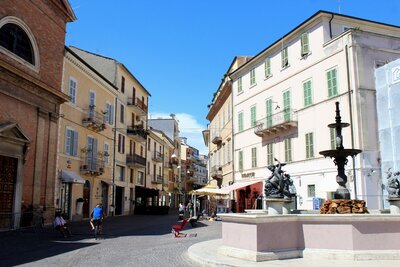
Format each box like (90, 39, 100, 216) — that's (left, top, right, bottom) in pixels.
(188, 102, 400, 264)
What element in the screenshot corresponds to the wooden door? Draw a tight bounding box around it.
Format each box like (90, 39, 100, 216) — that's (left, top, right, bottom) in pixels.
(0, 156, 17, 228)
(83, 180, 90, 218)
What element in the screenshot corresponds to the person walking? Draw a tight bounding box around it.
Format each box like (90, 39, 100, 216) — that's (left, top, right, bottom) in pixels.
(178, 202, 185, 220)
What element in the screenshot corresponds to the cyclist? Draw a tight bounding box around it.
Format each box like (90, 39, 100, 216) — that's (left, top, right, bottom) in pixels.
(90, 203, 104, 231)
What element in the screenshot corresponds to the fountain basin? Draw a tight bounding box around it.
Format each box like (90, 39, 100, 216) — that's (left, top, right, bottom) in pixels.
(319, 148, 362, 158)
(219, 213, 400, 262)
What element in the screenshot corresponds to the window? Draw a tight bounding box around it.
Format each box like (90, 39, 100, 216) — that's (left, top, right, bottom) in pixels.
(266, 99, 273, 127)
(148, 138, 151, 150)
(327, 68, 338, 97)
(118, 133, 125, 154)
(0, 23, 34, 64)
(238, 151, 243, 171)
(305, 132, 314, 158)
(130, 169, 134, 183)
(65, 128, 78, 156)
(147, 162, 150, 174)
(237, 77, 243, 94)
(250, 68, 256, 86)
(138, 171, 144, 185)
(227, 142, 231, 162)
(121, 76, 125, 93)
(283, 90, 291, 121)
(308, 184, 316, 197)
(238, 112, 244, 132)
(120, 104, 125, 123)
(251, 147, 257, 168)
(250, 106, 257, 127)
(105, 102, 113, 124)
(228, 102, 231, 121)
(265, 58, 271, 77)
(267, 143, 273, 165)
(117, 165, 125, 182)
(104, 143, 110, 164)
(301, 32, 310, 56)
(330, 128, 337, 149)
(303, 80, 312, 107)
(284, 138, 292, 162)
(281, 47, 288, 68)
(68, 78, 77, 104)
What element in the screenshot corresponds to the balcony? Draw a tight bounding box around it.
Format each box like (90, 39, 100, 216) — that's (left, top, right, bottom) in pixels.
(127, 125, 147, 142)
(152, 151, 163, 162)
(152, 175, 163, 184)
(171, 157, 179, 166)
(126, 154, 146, 168)
(212, 132, 222, 145)
(82, 106, 106, 132)
(127, 97, 148, 116)
(254, 109, 298, 137)
(210, 165, 223, 179)
(80, 157, 105, 176)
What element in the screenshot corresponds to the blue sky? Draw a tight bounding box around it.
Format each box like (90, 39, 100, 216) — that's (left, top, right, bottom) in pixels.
(66, 0, 400, 154)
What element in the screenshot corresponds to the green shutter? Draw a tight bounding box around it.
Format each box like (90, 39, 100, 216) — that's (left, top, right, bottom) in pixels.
(281, 47, 288, 68)
(265, 58, 271, 77)
(283, 90, 291, 121)
(251, 106, 256, 127)
(239, 151, 243, 171)
(327, 69, 338, 97)
(238, 77, 242, 93)
(252, 147, 257, 168)
(238, 112, 243, 131)
(285, 138, 292, 162)
(266, 99, 272, 127)
(303, 80, 312, 107)
(301, 33, 309, 56)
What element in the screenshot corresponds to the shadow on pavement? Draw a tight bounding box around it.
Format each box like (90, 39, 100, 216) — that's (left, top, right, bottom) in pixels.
(0, 210, 214, 266)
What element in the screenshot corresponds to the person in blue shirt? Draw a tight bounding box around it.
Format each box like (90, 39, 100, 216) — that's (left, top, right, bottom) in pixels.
(90, 203, 104, 231)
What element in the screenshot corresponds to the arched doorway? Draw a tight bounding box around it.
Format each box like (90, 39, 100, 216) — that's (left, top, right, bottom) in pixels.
(83, 180, 90, 218)
(0, 156, 18, 228)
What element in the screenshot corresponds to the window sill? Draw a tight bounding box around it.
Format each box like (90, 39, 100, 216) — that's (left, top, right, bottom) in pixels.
(237, 91, 244, 96)
(264, 74, 273, 80)
(249, 83, 257, 89)
(281, 64, 291, 71)
(300, 51, 312, 59)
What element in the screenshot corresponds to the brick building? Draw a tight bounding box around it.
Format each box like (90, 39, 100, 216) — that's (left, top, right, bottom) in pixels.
(0, 0, 75, 229)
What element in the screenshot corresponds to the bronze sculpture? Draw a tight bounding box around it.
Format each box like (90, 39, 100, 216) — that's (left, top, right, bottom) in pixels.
(264, 158, 294, 200)
(386, 168, 400, 198)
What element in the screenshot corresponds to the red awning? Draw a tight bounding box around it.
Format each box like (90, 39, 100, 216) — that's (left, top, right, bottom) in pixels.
(220, 180, 263, 194)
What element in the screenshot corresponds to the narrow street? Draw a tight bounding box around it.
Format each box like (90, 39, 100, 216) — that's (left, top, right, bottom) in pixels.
(0, 211, 220, 267)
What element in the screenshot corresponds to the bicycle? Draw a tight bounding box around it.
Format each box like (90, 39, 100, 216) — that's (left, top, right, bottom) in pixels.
(92, 219, 102, 240)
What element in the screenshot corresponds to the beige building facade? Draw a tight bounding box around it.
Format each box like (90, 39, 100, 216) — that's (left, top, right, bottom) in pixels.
(58, 47, 117, 220)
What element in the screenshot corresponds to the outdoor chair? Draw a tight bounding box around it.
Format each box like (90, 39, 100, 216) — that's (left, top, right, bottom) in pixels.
(171, 218, 188, 237)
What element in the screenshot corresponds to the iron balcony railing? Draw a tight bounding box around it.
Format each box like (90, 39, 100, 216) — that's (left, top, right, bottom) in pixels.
(126, 154, 146, 166)
(126, 125, 147, 140)
(80, 157, 105, 175)
(127, 97, 148, 113)
(254, 108, 298, 136)
(82, 106, 106, 132)
(210, 165, 223, 179)
(212, 131, 222, 144)
(153, 151, 163, 162)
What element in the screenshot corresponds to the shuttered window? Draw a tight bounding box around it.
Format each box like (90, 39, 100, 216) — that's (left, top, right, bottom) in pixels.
(265, 58, 271, 77)
(250, 106, 257, 127)
(238, 112, 244, 132)
(303, 80, 312, 107)
(285, 138, 292, 162)
(281, 47, 288, 68)
(327, 68, 338, 97)
(305, 132, 314, 159)
(301, 32, 310, 56)
(251, 147, 257, 168)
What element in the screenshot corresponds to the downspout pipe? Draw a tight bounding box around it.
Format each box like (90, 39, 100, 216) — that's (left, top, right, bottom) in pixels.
(112, 97, 117, 216)
(345, 44, 358, 199)
(329, 13, 334, 39)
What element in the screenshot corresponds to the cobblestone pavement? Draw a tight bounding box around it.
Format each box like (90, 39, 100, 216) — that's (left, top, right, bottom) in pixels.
(0, 210, 220, 267)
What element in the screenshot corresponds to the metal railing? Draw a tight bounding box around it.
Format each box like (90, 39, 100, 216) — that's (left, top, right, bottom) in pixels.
(126, 154, 146, 166)
(126, 125, 147, 139)
(254, 109, 297, 135)
(153, 151, 163, 162)
(127, 97, 148, 113)
(80, 157, 105, 175)
(82, 106, 106, 132)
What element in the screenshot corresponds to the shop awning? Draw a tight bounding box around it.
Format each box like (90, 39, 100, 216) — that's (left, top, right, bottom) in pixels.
(60, 170, 85, 184)
(191, 186, 228, 196)
(220, 180, 263, 194)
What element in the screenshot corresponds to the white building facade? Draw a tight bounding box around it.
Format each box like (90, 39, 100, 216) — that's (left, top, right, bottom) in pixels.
(231, 11, 400, 210)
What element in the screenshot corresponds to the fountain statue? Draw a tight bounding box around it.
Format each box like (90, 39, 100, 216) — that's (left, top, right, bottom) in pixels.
(264, 158, 294, 200)
(386, 168, 400, 198)
(319, 102, 361, 199)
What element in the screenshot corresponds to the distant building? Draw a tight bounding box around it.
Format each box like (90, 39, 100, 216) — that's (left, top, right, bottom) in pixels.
(0, 0, 75, 229)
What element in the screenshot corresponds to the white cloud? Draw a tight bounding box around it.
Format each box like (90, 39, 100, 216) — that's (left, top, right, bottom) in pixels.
(149, 112, 207, 155)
